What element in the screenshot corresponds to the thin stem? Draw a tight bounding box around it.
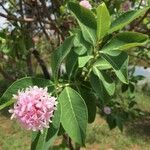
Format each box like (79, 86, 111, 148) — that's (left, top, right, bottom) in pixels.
(138, 0, 143, 9)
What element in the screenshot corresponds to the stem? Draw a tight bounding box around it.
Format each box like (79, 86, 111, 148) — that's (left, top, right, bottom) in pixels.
(68, 137, 74, 150)
(138, 0, 143, 9)
(63, 135, 74, 150)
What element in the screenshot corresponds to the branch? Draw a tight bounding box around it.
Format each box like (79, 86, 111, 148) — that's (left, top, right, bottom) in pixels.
(30, 48, 51, 79)
(134, 9, 150, 27)
(0, 12, 33, 22)
(129, 8, 150, 30)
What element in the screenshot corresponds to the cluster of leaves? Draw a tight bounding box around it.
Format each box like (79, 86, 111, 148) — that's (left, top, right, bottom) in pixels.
(0, 1, 150, 150)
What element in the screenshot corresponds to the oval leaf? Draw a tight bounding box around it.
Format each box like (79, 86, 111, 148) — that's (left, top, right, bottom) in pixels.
(96, 2, 110, 40)
(68, 2, 96, 29)
(102, 51, 129, 83)
(59, 87, 88, 145)
(102, 32, 148, 51)
(51, 36, 75, 80)
(109, 7, 150, 33)
(92, 67, 115, 96)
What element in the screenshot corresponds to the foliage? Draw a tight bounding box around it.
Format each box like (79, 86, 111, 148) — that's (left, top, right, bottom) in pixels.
(0, 0, 150, 150)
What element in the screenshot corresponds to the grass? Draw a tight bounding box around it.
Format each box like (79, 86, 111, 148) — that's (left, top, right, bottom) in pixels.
(0, 93, 150, 150)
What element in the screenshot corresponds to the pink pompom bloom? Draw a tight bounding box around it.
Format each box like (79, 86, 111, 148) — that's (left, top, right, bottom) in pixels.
(121, 0, 131, 12)
(103, 106, 111, 115)
(9, 86, 57, 132)
(79, 0, 92, 9)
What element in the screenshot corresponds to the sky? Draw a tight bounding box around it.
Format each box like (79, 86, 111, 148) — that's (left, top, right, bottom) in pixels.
(0, 7, 7, 29)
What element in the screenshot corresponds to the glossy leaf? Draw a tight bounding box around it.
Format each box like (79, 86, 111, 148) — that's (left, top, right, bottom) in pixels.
(78, 21, 96, 45)
(68, 2, 96, 29)
(59, 87, 88, 145)
(51, 36, 75, 80)
(109, 7, 150, 33)
(78, 55, 93, 68)
(102, 51, 129, 83)
(73, 29, 91, 55)
(93, 57, 111, 70)
(102, 32, 149, 51)
(90, 72, 111, 102)
(93, 67, 115, 96)
(79, 85, 96, 123)
(66, 50, 78, 80)
(68, 2, 96, 45)
(96, 2, 110, 40)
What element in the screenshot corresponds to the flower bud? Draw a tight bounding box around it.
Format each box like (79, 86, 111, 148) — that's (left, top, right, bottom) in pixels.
(79, 0, 92, 9)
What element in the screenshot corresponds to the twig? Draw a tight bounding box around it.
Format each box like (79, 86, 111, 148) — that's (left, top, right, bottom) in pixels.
(130, 9, 150, 30)
(63, 135, 74, 150)
(138, 0, 143, 9)
(68, 137, 74, 150)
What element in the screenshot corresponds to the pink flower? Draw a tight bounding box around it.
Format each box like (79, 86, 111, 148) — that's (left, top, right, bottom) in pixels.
(103, 106, 111, 115)
(121, 1, 131, 12)
(79, 0, 92, 9)
(9, 86, 57, 132)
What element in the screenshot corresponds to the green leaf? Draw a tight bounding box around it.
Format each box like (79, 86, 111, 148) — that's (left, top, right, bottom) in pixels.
(0, 31, 6, 39)
(78, 55, 93, 68)
(78, 21, 96, 45)
(59, 87, 88, 145)
(90, 72, 111, 102)
(102, 32, 149, 51)
(31, 104, 61, 150)
(96, 2, 110, 40)
(109, 7, 150, 33)
(115, 115, 123, 132)
(65, 50, 78, 80)
(102, 51, 129, 83)
(106, 115, 116, 130)
(92, 67, 115, 96)
(68, 2, 96, 29)
(0, 77, 54, 106)
(79, 85, 96, 123)
(93, 57, 111, 70)
(51, 36, 75, 80)
(68, 2, 96, 45)
(73, 29, 91, 55)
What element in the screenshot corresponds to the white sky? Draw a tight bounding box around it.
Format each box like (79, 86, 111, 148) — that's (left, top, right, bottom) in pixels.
(0, 8, 7, 29)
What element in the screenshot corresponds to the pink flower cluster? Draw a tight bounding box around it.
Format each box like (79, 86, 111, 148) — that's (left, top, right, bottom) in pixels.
(103, 106, 111, 115)
(121, 0, 131, 12)
(79, 0, 92, 9)
(9, 86, 57, 132)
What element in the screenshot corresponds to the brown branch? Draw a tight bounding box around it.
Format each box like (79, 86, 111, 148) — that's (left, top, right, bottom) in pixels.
(19, 0, 24, 17)
(130, 9, 150, 30)
(63, 135, 74, 150)
(30, 48, 51, 79)
(0, 3, 10, 14)
(39, 0, 64, 41)
(134, 9, 150, 26)
(0, 12, 33, 22)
